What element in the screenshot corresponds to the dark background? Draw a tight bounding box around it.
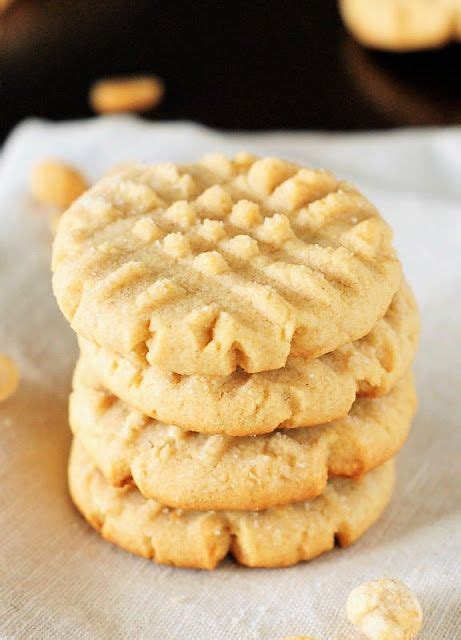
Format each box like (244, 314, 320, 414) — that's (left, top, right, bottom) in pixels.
(1, 0, 460, 142)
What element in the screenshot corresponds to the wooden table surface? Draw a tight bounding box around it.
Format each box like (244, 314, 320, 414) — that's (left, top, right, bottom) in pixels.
(1, 0, 460, 143)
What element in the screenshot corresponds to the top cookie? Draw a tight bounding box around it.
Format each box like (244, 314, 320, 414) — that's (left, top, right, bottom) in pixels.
(52, 154, 401, 376)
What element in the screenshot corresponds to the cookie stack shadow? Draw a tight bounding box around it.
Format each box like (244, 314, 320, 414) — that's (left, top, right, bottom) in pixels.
(52, 154, 419, 569)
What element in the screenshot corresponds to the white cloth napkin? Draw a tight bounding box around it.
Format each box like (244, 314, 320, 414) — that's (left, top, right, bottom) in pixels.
(0, 117, 460, 640)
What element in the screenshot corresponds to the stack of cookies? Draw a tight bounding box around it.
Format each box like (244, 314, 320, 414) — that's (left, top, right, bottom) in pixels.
(52, 153, 419, 569)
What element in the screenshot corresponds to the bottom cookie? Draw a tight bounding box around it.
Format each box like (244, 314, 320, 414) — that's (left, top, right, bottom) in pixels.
(69, 439, 395, 570)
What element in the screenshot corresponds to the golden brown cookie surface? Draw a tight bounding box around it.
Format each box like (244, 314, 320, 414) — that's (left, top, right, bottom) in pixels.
(52, 154, 401, 376)
(70, 365, 415, 511)
(69, 439, 395, 570)
(77, 282, 418, 436)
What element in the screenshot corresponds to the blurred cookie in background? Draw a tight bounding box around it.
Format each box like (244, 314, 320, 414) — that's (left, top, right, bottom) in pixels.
(339, 0, 461, 51)
(89, 75, 164, 114)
